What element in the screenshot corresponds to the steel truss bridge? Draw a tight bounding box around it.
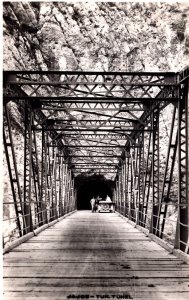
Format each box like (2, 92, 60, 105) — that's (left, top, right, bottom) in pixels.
(3, 67, 189, 257)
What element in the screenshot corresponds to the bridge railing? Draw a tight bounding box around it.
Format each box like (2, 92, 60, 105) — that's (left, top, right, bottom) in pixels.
(3, 102, 76, 247)
(117, 203, 189, 248)
(114, 72, 189, 254)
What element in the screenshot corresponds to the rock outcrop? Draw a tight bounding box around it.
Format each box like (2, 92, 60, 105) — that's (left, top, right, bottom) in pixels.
(3, 2, 189, 71)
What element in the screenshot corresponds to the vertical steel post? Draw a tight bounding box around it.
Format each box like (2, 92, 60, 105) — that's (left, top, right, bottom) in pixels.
(3, 104, 23, 236)
(70, 178, 74, 211)
(123, 160, 126, 216)
(50, 145, 58, 220)
(41, 128, 48, 224)
(118, 173, 121, 213)
(54, 147, 58, 219)
(120, 166, 124, 214)
(67, 170, 71, 213)
(64, 164, 68, 213)
(138, 131, 144, 226)
(175, 80, 189, 252)
(130, 144, 137, 222)
(127, 152, 132, 220)
(62, 162, 66, 214)
(115, 180, 119, 212)
(125, 155, 129, 217)
(59, 156, 64, 217)
(23, 104, 33, 234)
(150, 108, 159, 234)
(143, 130, 152, 227)
(46, 135, 52, 222)
(31, 125, 42, 227)
(56, 152, 61, 218)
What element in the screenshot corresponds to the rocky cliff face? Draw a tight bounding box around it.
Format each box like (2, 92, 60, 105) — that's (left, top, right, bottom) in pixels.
(3, 2, 189, 72)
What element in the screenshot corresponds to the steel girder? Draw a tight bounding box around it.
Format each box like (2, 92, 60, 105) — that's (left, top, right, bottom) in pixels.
(3, 104, 23, 239)
(23, 103, 33, 234)
(175, 80, 189, 252)
(3, 69, 189, 254)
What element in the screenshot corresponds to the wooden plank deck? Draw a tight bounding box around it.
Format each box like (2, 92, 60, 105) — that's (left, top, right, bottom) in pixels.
(3, 211, 189, 300)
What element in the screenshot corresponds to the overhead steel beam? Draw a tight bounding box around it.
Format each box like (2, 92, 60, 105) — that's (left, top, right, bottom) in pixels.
(64, 155, 120, 158)
(44, 118, 139, 124)
(42, 107, 145, 112)
(74, 171, 117, 174)
(63, 134, 129, 139)
(7, 81, 177, 87)
(69, 110, 145, 119)
(52, 145, 125, 148)
(33, 128, 152, 132)
(73, 167, 117, 169)
(4, 96, 178, 102)
(69, 162, 118, 165)
(44, 125, 137, 129)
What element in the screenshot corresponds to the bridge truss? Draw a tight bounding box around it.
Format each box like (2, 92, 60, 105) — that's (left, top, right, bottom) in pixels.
(3, 68, 189, 253)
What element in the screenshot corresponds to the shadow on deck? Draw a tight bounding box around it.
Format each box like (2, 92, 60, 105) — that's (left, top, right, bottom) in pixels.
(3, 211, 189, 300)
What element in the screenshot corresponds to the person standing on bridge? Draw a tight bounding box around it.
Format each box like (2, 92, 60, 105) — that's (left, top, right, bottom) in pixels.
(90, 197, 96, 213)
(106, 195, 111, 202)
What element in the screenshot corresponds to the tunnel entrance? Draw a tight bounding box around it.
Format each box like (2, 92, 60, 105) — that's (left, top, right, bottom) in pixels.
(75, 174, 115, 210)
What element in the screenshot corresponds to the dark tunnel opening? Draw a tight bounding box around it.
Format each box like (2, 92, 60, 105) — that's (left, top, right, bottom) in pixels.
(75, 174, 115, 210)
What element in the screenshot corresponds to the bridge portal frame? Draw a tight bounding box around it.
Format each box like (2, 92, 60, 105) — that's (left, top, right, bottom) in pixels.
(3, 68, 189, 254)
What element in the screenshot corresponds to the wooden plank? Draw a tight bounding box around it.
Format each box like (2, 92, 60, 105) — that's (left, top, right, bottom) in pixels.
(4, 261, 188, 269)
(3, 211, 189, 300)
(3, 261, 189, 275)
(4, 270, 189, 278)
(3, 250, 179, 260)
(3, 277, 189, 288)
(3, 284, 189, 292)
